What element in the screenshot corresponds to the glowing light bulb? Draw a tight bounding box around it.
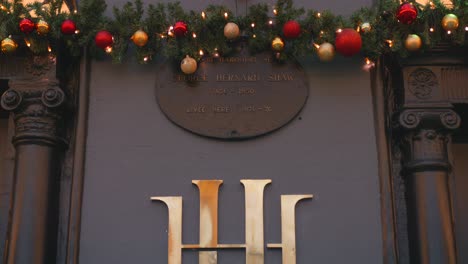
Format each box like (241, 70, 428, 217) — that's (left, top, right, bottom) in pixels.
(192, 33, 197, 38)
(253, 34, 256, 38)
(273, 9, 278, 15)
(465, 26, 468, 31)
(48, 46, 52, 52)
(199, 49, 204, 56)
(336, 28, 342, 33)
(224, 12, 228, 19)
(447, 30, 452, 35)
(317, 12, 321, 18)
(143, 57, 149, 62)
(269, 20, 273, 25)
(75, 30, 80, 34)
(105, 46, 112, 53)
(386, 40, 393, 47)
(201, 11, 206, 19)
(251, 23, 255, 28)
(429, 27, 434, 32)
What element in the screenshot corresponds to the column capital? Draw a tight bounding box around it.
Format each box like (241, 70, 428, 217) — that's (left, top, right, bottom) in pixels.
(398, 108, 460, 131)
(0, 56, 67, 147)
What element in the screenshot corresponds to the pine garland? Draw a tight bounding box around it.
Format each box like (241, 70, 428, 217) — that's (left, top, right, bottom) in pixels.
(0, 0, 466, 64)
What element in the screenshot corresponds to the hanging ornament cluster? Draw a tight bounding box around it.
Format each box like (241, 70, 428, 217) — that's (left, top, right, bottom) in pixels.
(282, 20, 301, 39)
(36, 20, 50, 35)
(442, 14, 459, 31)
(396, 2, 418, 25)
(335, 29, 362, 57)
(271, 37, 284, 51)
(1, 38, 17, 54)
(405, 34, 422, 51)
(19, 18, 35, 34)
(317, 43, 335, 62)
(61, 19, 77, 35)
(131, 30, 148, 47)
(180, 55, 197, 74)
(95, 30, 113, 50)
(224, 22, 240, 40)
(173, 21, 188, 37)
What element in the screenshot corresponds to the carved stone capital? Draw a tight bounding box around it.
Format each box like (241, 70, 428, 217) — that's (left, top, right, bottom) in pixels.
(398, 108, 460, 173)
(398, 109, 460, 131)
(1, 83, 66, 147)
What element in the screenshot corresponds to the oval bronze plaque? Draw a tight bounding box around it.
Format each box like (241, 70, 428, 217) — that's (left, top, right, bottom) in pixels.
(156, 48, 308, 139)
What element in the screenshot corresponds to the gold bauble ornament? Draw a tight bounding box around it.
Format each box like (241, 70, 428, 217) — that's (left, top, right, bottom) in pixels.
(360, 22, 371, 33)
(405, 34, 422, 52)
(180, 55, 197, 75)
(271, 37, 284, 52)
(224, 22, 240, 40)
(442, 14, 459, 31)
(131, 30, 149, 47)
(1, 38, 17, 54)
(317, 42, 335, 62)
(36, 20, 50, 35)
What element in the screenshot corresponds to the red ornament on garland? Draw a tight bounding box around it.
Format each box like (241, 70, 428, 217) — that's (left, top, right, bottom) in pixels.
(95, 30, 113, 49)
(396, 2, 418, 25)
(173, 21, 188, 37)
(282, 20, 301, 39)
(19, 18, 35, 34)
(334, 28, 362, 57)
(61, 19, 77, 35)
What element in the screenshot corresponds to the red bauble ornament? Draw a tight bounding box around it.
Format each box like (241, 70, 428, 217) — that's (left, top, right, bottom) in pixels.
(396, 3, 418, 25)
(61, 19, 77, 35)
(335, 29, 362, 57)
(282, 20, 301, 39)
(173, 21, 188, 37)
(95, 30, 113, 49)
(19, 18, 35, 34)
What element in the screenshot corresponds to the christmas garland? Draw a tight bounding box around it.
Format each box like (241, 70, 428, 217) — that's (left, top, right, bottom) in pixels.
(0, 0, 467, 73)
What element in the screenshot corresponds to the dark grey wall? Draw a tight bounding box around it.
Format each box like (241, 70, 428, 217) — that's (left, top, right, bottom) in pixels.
(78, 53, 383, 263)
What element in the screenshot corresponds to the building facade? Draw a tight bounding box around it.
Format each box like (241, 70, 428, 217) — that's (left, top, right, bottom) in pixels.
(0, 0, 467, 263)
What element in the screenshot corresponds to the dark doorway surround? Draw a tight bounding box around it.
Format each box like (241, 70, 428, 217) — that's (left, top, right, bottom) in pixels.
(378, 45, 468, 264)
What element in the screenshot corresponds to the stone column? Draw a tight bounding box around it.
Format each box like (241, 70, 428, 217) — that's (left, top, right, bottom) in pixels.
(399, 108, 460, 264)
(0, 56, 66, 264)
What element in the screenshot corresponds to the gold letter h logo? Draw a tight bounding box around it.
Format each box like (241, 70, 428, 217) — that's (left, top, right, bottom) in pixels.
(151, 179, 312, 264)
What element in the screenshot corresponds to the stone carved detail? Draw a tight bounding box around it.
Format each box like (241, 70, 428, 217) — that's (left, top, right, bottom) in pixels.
(398, 109, 460, 130)
(25, 56, 55, 77)
(1, 85, 66, 146)
(408, 68, 438, 99)
(398, 108, 460, 173)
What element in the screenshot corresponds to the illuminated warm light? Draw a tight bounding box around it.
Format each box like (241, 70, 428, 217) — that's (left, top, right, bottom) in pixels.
(465, 26, 468, 31)
(75, 30, 80, 34)
(48, 46, 52, 52)
(213, 52, 220, 58)
(224, 12, 228, 19)
(429, 27, 434, 32)
(313, 43, 320, 49)
(201, 11, 206, 19)
(143, 57, 149, 62)
(317, 12, 321, 18)
(160, 34, 166, 39)
(447, 30, 452, 34)
(356, 26, 360, 32)
(273, 9, 278, 15)
(416, 0, 453, 9)
(199, 49, 204, 56)
(168, 31, 174, 37)
(192, 33, 197, 38)
(320, 30, 324, 35)
(105, 46, 112, 53)
(363, 58, 375, 71)
(386, 40, 393, 47)
(269, 20, 273, 25)
(251, 23, 255, 28)
(336, 28, 342, 33)
(74, 10, 78, 14)
(253, 34, 256, 38)
(25, 41, 31, 47)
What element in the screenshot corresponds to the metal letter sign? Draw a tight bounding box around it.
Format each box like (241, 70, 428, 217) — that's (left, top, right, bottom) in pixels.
(151, 179, 313, 264)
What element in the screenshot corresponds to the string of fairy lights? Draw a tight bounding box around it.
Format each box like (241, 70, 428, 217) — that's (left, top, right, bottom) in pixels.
(0, 0, 466, 74)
